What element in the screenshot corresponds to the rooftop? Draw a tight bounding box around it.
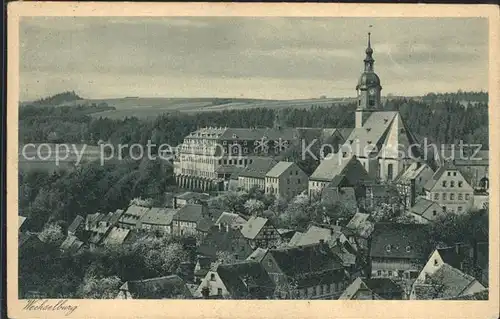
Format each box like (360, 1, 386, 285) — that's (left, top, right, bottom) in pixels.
(240, 216, 271, 240)
(239, 158, 278, 179)
(369, 223, 431, 260)
(265, 161, 295, 178)
(119, 275, 192, 299)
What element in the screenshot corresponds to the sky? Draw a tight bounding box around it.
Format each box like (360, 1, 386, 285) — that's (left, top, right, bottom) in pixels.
(20, 17, 488, 101)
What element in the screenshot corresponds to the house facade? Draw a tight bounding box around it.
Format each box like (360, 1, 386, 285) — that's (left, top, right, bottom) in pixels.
(408, 197, 444, 223)
(423, 166, 474, 214)
(238, 158, 277, 192)
(395, 162, 434, 208)
(265, 161, 308, 200)
(239, 217, 281, 249)
(259, 243, 348, 299)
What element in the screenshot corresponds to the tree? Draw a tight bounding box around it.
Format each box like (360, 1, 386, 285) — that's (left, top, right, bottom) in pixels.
(244, 199, 265, 216)
(38, 223, 65, 245)
(78, 275, 122, 299)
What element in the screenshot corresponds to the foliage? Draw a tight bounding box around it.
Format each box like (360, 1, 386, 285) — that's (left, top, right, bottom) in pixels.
(78, 275, 123, 299)
(244, 199, 265, 216)
(38, 223, 65, 245)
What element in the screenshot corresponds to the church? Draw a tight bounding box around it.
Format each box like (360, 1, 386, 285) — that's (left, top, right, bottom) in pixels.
(312, 33, 422, 185)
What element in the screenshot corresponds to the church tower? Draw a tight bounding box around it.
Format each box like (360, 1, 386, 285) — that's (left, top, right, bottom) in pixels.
(355, 32, 382, 128)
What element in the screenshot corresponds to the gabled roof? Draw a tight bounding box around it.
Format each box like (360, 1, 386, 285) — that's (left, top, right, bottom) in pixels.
(68, 215, 84, 233)
(217, 261, 275, 299)
(344, 111, 398, 155)
(120, 205, 150, 225)
(268, 243, 343, 282)
(176, 192, 210, 201)
(413, 263, 483, 299)
(310, 155, 355, 182)
(265, 161, 295, 178)
(174, 204, 206, 223)
(369, 223, 431, 260)
(119, 275, 192, 299)
(246, 248, 269, 263)
(19, 216, 27, 229)
(410, 198, 440, 216)
(140, 207, 177, 226)
(103, 227, 130, 246)
(288, 231, 304, 246)
(339, 277, 402, 300)
(239, 158, 278, 179)
(109, 209, 125, 225)
(435, 245, 470, 269)
(346, 212, 374, 239)
(197, 226, 252, 259)
(423, 164, 470, 191)
(397, 162, 432, 183)
(215, 212, 247, 228)
(196, 217, 214, 233)
(240, 217, 271, 239)
(291, 225, 344, 247)
(60, 235, 84, 254)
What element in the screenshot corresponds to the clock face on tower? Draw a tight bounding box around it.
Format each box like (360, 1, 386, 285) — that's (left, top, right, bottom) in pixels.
(368, 88, 377, 96)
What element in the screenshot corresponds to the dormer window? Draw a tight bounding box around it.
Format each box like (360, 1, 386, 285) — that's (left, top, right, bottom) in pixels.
(386, 245, 391, 252)
(367, 141, 372, 144)
(434, 259, 438, 266)
(383, 119, 388, 124)
(232, 134, 237, 139)
(406, 246, 411, 253)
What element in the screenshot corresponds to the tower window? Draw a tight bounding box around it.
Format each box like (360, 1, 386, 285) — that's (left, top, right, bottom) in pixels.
(358, 100, 361, 106)
(369, 100, 375, 106)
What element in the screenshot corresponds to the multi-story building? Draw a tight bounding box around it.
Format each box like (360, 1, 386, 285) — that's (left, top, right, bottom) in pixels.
(395, 162, 434, 209)
(237, 158, 277, 192)
(239, 216, 281, 249)
(265, 161, 308, 200)
(423, 165, 474, 214)
(173, 127, 298, 191)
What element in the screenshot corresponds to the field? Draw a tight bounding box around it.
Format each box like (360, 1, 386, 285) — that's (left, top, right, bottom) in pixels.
(83, 97, 356, 119)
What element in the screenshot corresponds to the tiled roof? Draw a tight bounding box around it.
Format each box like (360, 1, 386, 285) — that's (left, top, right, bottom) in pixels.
(216, 260, 275, 299)
(215, 212, 247, 228)
(120, 205, 149, 225)
(397, 162, 431, 183)
(196, 217, 214, 233)
(265, 161, 295, 178)
(238, 158, 278, 179)
(174, 204, 206, 223)
(220, 127, 298, 141)
(119, 275, 192, 299)
(268, 243, 343, 281)
(109, 209, 125, 225)
(414, 263, 482, 299)
(288, 232, 304, 246)
(240, 216, 270, 239)
(346, 212, 370, 230)
(197, 226, 252, 259)
(103, 227, 130, 246)
(216, 165, 243, 175)
(246, 248, 269, 263)
(435, 245, 471, 270)
(67, 215, 84, 233)
(310, 155, 355, 182)
(410, 198, 440, 216)
(339, 277, 402, 300)
(60, 235, 84, 254)
(290, 225, 344, 247)
(369, 223, 431, 260)
(140, 207, 177, 226)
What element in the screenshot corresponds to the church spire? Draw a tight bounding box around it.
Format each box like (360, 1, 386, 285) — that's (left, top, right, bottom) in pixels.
(364, 32, 374, 72)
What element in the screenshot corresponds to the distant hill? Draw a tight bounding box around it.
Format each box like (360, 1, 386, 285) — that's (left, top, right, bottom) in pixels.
(31, 91, 83, 106)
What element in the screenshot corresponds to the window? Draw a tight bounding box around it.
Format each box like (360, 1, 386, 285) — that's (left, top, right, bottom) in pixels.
(434, 193, 439, 200)
(298, 179, 301, 184)
(217, 288, 222, 296)
(458, 194, 463, 200)
(387, 164, 394, 180)
(465, 194, 470, 200)
(442, 181, 447, 187)
(458, 181, 463, 187)
(434, 259, 439, 266)
(377, 270, 382, 276)
(432, 210, 437, 216)
(453, 172, 457, 176)
(442, 206, 447, 212)
(447, 172, 451, 176)
(358, 100, 361, 106)
(450, 193, 455, 200)
(388, 271, 393, 277)
(450, 181, 455, 188)
(223, 141, 227, 145)
(369, 99, 375, 106)
(442, 193, 447, 200)
(267, 259, 273, 267)
(386, 244, 391, 252)
(210, 274, 216, 281)
(406, 246, 411, 253)
(458, 206, 463, 212)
